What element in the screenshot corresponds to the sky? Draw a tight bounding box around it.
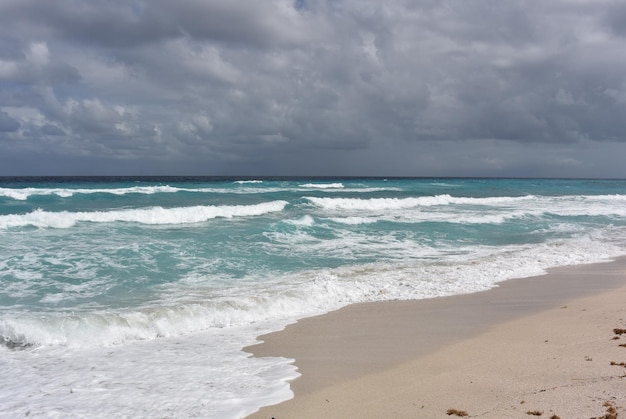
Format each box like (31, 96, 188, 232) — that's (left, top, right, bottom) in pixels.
(1, 0, 626, 177)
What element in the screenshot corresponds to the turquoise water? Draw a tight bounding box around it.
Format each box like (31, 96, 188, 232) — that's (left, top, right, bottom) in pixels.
(1, 177, 626, 417)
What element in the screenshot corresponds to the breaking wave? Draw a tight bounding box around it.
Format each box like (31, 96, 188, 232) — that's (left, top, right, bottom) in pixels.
(0, 201, 288, 229)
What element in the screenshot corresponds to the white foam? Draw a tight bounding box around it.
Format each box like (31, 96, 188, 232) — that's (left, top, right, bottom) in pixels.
(0, 184, 407, 201)
(284, 215, 315, 226)
(0, 201, 288, 229)
(0, 323, 298, 419)
(305, 195, 537, 211)
(328, 216, 378, 225)
(0, 184, 295, 200)
(299, 183, 344, 189)
(306, 195, 626, 223)
(0, 185, 202, 200)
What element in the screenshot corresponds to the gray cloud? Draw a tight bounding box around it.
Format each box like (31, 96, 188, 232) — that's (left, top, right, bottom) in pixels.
(0, 110, 19, 132)
(1, 0, 626, 176)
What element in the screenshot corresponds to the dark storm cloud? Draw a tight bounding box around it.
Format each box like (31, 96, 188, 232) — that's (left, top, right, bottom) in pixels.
(1, 0, 626, 176)
(0, 0, 310, 48)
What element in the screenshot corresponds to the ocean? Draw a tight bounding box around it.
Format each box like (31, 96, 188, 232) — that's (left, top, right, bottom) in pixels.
(1, 177, 626, 418)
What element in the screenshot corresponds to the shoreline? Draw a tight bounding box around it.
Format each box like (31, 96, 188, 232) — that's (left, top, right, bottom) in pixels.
(246, 258, 626, 418)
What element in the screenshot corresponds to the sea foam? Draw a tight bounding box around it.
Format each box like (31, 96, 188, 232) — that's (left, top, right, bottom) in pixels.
(0, 201, 288, 229)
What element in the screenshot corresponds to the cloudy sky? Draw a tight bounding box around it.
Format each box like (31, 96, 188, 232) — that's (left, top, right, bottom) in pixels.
(1, 0, 626, 177)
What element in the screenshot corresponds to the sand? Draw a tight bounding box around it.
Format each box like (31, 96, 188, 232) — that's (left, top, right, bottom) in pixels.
(246, 258, 626, 418)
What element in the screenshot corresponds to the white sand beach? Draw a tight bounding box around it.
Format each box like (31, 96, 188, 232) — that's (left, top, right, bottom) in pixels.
(247, 258, 626, 418)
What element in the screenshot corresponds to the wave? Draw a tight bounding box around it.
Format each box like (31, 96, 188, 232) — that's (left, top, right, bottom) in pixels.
(0, 185, 214, 200)
(0, 201, 288, 229)
(0, 183, 408, 201)
(576, 194, 626, 202)
(299, 183, 344, 189)
(304, 194, 626, 226)
(306, 194, 626, 211)
(2, 232, 621, 350)
(284, 215, 316, 227)
(328, 216, 378, 225)
(305, 194, 536, 210)
(0, 285, 334, 349)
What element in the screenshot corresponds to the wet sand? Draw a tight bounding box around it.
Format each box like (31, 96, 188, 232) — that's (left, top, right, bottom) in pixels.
(246, 258, 626, 418)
